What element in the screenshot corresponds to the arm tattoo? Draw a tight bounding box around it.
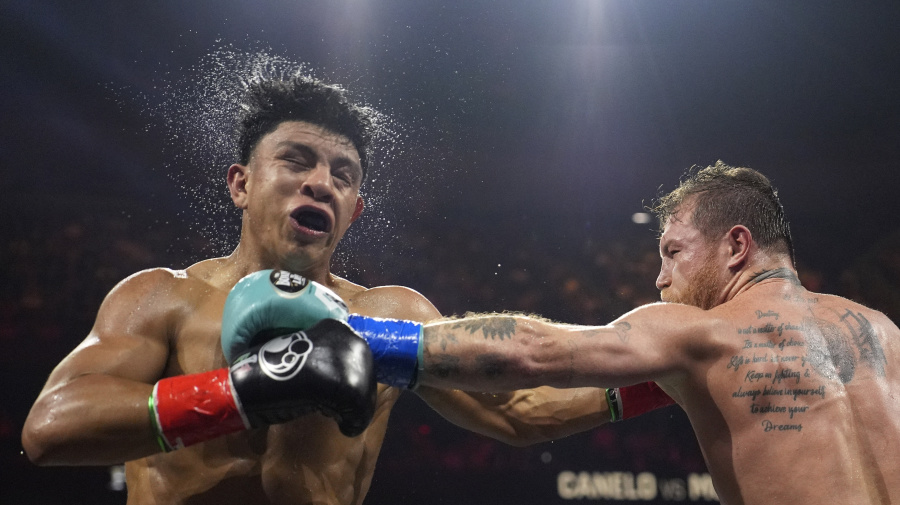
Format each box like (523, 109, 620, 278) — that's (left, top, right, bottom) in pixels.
(614, 321, 632, 343)
(450, 317, 517, 340)
(429, 354, 461, 379)
(437, 329, 458, 351)
(748, 267, 802, 286)
(474, 354, 507, 378)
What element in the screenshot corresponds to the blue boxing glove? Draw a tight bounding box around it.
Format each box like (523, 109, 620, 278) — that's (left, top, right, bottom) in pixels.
(221, 270, 423, 388)
(221, 270, 350, 364)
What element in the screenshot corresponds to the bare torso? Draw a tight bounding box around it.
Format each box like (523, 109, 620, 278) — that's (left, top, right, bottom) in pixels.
(670, 280, 900, 505)
(122, 259, 413, 505)
(25, 256, 611, 505)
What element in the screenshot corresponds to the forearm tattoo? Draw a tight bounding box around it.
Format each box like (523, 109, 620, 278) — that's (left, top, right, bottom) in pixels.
(448, 317, 517, 340)
(422, 316, 518, 381)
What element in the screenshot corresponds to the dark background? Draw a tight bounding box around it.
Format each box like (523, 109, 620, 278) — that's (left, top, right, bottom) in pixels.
(3, 1, 900, 504)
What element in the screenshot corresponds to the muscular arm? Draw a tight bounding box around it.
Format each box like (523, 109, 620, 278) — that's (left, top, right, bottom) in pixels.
(416, 303, 709, 392)
(415, 386, 609, 446)
(22, 269, 175, 465)
(354, 287, 612, 445)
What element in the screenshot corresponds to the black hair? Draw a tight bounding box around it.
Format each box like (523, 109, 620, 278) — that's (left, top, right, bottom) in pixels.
(236, 76, 375, 182)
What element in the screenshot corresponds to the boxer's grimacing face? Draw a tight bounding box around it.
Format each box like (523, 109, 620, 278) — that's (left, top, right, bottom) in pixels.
(655, 205, 728, 310)
(229, 121, 364, 268)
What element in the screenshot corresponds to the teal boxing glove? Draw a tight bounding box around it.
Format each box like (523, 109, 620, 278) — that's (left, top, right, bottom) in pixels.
(221, 270, 422, 388)
(221, 270, 350, 364)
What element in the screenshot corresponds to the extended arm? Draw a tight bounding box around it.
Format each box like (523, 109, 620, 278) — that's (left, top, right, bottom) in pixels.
(417, 304, 704, 392)
(416, 385, 609, 446)
(215, 270, 681, 445)
(347, 286, 610, 443)
(416, 310, 680, 441)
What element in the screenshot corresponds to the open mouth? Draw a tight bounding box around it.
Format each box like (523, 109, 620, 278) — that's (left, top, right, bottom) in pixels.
(291, 207, 332, 233)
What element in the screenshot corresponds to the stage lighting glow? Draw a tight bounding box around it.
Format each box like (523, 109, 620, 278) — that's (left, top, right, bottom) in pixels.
(631, 212, 651, 224)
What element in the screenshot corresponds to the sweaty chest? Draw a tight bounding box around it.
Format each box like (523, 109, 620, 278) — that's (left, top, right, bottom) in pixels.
(170, 292, 230, 374)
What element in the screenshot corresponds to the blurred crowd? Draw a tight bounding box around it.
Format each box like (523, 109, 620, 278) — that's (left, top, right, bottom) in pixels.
(3, 209, 899, 504)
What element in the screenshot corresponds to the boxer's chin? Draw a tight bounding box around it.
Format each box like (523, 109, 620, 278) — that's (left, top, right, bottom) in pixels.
(660, 278, 720, 310)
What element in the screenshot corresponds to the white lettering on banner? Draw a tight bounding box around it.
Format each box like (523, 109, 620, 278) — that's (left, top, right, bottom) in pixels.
(557, 471, 656, 500)
(658, 478, 686, 501)
(688, 473, 718, 501)
(557, 471, 719, 502)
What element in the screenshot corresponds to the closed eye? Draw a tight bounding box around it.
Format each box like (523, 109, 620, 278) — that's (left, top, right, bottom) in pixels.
(660, 247, 679, 259)
(284, 157, 312, 169)
(332, 167, 359, 187)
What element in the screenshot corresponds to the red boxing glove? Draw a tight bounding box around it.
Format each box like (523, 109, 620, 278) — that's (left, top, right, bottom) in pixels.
(606, 382, 676, 422)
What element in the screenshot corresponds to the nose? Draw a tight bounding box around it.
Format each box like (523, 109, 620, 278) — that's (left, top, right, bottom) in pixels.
(300, 164, 335, 202)
(655, 261, 671, 291)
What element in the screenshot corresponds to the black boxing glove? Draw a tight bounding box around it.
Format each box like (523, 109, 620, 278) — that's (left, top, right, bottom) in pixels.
(231, 319, 377, 436)
(150, 319, 377, 450)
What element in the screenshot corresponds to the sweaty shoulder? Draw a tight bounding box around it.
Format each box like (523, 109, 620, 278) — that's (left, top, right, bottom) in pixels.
(111, 263, 221, 303)
(628, 301, 731, 340)
(344, 283, 441, 323)
(99, 267, 190, 319)
(98, 262, 227, 329)
(618, 302, 734, 366)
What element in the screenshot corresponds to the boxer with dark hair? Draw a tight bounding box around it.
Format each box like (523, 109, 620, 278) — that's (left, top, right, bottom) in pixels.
(22, 76, 666, 505)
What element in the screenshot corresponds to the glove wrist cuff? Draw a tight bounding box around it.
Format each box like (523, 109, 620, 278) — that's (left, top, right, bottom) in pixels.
(348, 314, 421, 389)
(606, 388, 623, 422)
(616, 382, 677, 421)
(151, 369, 249, 450)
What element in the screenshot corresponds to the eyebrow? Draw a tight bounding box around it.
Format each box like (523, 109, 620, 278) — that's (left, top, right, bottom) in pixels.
(659, 237, 677, 255)
(274, 141, 317, 159)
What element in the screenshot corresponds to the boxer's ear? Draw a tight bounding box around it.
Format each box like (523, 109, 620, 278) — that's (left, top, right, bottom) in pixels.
(350, 196, 364, 223)
(726, 225, 752, 269)
(228, 164, 250, 209)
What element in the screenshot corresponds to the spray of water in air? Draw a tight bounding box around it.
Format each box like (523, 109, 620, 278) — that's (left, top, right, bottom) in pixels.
(120, 41, 465, 280)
